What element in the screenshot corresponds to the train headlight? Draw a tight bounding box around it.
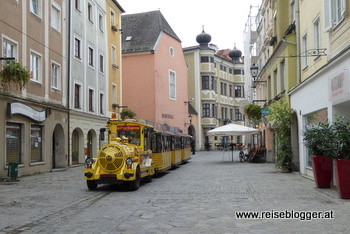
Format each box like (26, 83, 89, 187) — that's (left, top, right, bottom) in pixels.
(126, 157, 133, 169)
(85, 158, 94, 169)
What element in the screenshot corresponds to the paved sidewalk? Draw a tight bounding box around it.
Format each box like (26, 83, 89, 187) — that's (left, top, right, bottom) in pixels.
(0, 150, 349, 233)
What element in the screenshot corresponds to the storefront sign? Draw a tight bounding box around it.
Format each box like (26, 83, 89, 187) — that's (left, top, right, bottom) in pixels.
(329, 69, 350, 102)
(7, 102, 46, 122)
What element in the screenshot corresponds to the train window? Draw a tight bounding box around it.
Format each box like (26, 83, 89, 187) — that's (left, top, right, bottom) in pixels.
(117, 126, 141, 146)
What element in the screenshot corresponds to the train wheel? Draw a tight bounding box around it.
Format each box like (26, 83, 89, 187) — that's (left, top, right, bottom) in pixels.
(129, 167, 141, 191)
(87, 180, 97, 190)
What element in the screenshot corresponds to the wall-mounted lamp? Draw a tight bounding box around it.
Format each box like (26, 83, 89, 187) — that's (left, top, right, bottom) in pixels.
(250, 63, 266, 88)
(184, 98, 195, 104)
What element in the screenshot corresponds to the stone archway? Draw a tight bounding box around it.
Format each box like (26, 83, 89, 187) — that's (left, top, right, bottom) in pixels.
(87, 129, 97, 159)
(52, 124, 66, 169)
(72, 128, 84, 164)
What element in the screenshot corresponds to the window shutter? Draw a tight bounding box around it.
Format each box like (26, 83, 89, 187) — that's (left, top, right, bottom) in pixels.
(323, 0, 332, 31)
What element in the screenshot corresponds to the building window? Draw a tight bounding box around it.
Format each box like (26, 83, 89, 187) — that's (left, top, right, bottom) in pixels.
(6, 123, 22, 164)
(324, 0, 346, 30)
(99, 14, 104, 32)
(202, 104, 210, 117)
(51, 2, 60, 31)
(235, 86, 244, 97)
(234, 69, 242, 75)
(110, 11, 115, 26)
(74, 38, 81, 59)
(99, 54, 104, 73)
(302, 33, 308, 69)
(74, 83, 81, 109)
(229, 68, 233, 74)
(75, 0, 81, 11)
(273, 69, 278, 96)
(89, 89, 94, 112)
(202, 76, 209, 89)
(30, 52, 41, 83)
(2, 39, 17, 61)
(169, 47, 174, 57)
(235, 109, 242, 121)
(313, 16, 321, 55)
(100, 93, 104, 114)
(88, 3, 93, 22)
(280, 59, 285, 92)
(30, 0, 40, 16)
(220, 64, 227, 72)
(201, 56, 209, 63)
(229, 85, 232, 97)
(220, 82, 227, 95)
(51, 63, 60, 89)
(111, 46, 116, 66)
(212, 104, 217, 118)
(88, 47, 94, 66)
(31, 125, 43, 163)
(169, 70, 176, 100)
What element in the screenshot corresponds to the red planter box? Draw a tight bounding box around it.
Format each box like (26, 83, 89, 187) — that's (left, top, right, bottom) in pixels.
(335, 159, 350, 199)
(312, 156, 332, 188)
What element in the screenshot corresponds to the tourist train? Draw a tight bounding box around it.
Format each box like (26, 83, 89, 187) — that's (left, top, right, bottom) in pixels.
(84, 113, 192, 190)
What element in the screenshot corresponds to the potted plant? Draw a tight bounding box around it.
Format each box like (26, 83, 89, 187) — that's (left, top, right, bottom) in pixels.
(267, 99, 293, 172)
(120, 108, 135, 120)
(328, 116, 350, 199)
(244, 103, 262, 125)
(0, 61, 30, 91)
(303, 121, 333, 188)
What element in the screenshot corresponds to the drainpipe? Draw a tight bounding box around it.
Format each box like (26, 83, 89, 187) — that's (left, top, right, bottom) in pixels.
(296, 1, 301, 85)
(67, 0, 71, 167)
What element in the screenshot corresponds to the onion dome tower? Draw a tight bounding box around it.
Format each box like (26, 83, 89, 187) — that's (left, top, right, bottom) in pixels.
(229, 44, 242, 63)
(196, 26, 212, 48)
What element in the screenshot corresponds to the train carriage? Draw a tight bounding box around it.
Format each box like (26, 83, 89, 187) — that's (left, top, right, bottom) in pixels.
(181, 134, 192, 163)
(151, 131, 172, 175)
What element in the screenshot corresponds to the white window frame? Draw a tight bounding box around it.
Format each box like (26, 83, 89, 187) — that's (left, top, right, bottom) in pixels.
(51, 62, 60, 90)
(88, 88, 95, 112)
(302, 32, 308, 69)
(51, 2, 61, 31)
(110, 11, 115, 26)
(169, 70, 176, 100)
(2, 37, 18, 61)
(74, 36, 81, 59)
(74, 82, 82, 109)
(111, 45, 116, 66)
(313, 15, 321, 56)
(88, 46, 94, 67)
(99, 54, 104, 73)
(75, 0, 81, 12)
(99, 92, 104, 115)
(30, 0, 41, 17)
(99, 14, 104, 32)
(88, 3, 93, 23)
(324, 0, 346, 31)
(30, 51, 42, 83)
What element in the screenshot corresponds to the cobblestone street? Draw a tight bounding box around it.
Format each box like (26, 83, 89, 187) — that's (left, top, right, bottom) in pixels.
(1, 150, 349, 233)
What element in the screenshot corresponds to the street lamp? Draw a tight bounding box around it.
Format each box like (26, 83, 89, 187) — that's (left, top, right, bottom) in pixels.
(250, 63, 266, 104)
(250, 63, 259, 80)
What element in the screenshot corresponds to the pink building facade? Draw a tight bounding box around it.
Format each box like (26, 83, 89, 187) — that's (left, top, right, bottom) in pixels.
(122, 11, 190, 134)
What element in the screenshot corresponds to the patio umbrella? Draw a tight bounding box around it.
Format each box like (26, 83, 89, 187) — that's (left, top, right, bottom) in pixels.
(207, 123, 258, 136)
(207, 123, 259, 161)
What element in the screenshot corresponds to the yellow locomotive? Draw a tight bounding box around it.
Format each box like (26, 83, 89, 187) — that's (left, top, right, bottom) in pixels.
(84, 113, 192, 191)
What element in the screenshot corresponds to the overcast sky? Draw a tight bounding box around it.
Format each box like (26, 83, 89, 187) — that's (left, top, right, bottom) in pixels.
(117, 0, 261, 54)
